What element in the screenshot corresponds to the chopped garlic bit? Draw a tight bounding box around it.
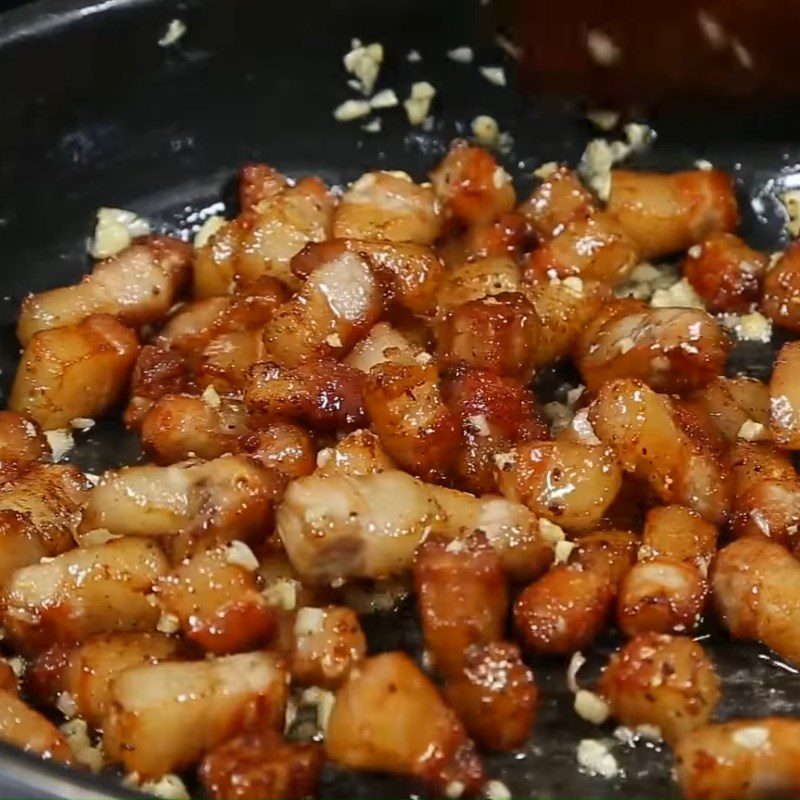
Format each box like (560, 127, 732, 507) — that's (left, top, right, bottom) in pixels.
(406, 49, 422, 62)
(781, 190, 800, 237)
(56, 691, 77, 718)
(404, 81, 436, 126)
(224, 540, 259, 571)
(718, 311, 772, 343)
(586, 29, 621, 66)
(538, 517, 566, 545)
(543, 401, 574, 437)
(479, 66, 506, 86)
(447, 46, 474, 64)
(369, 89, 398, 109)
(295, 606, 325, 637)
(578, 124, 654, 201)
(484, 780, 512, 800)
(569, 409, 602, 446)
(158, 19, 187, 47)
(362, 118, 382, 134)
(738, 419, 767, 442)
(137, 774, 191, 800)
(562, 276, 584, 296)
(471, 115, 500, 146)
(695, 158, 714, 171)
(334, 99, 372, 122)
(325, 332, 343, 348)
(586, 110, 620, 131)
(45, 429, 74, 462)
(574, 689, 611, 724)
(567, 651, 587, 693)
(343, 41, 384, 95)
(533, 161, 559, 180)
(60, 718, 103, 772)
(445, 538, 467, 554)
(466, 414, 491, 437)
(262, 578, 299, 611)
(70, 417, 95, 432)
(156, 612, 180, 634)
(493, 166, 511, 189)
(554, 539, 577, 565)
(80, 528, 121, 546)
(577, 738, 620, 778)
(650, 278, 706, 310)
(614, 262, 680, 302)
(493, 451, 516, 471)
(193, 215, 226, 249)
(4, 657, 24, 678)
(618, 337, 636, 355)
(90, 208, 150, 259)
(732, 726, 770, 749)
(300, 686, 336, 733)
(201, 384, 221, 409)
(566, 385, 585, 406)
(445, 781, 466, 799)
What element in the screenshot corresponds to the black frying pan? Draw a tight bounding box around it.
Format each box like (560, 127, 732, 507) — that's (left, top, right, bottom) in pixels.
(0, 0, 799, 797)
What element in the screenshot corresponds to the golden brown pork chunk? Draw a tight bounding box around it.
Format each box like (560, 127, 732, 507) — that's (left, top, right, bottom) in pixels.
(598, 634, 720, 745)
(2, 537, 168, 653)
(712, 537, 800, 666)
(444, 641, 537, 752)
(0, 690, 74, 765)
(103, 652, 288, 777)
(26, 632, 181, 728)
(606, 169, 738, 259)
(676, 718, 800, 800)
(517, 166, 593, 241)
(414, 534, 508, 678)
(326, 652, 484, 793)
(200, 730, 324, 800)
(761, 240, 800, 332)
(0, 412, 50, 465)
(10, 314, 140, 429)
(17, 235, 191, 344)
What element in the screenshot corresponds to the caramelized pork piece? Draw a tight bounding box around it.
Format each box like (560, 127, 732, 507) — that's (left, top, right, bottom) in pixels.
(157, 544, 275, 654)
(26, 632, 181, 729)
(568, 531, 638, 588)
(140, 394, 247, 464)
(414, 534, 507, 677)
(761, 240, 800, 332)
(728, 442, 800, 545)
(292, 239, 444, 317)
(429, 142, 515, 228)
(124, 344, 191, 429)
(525, 212, 638, 285)
(326, 652, 484, 794)
(194, 176, 334, 295)
(17, 235, 191, 344)
(345, 322, 420, 373)
(200, 730, 324, 800)
(517, 166, 594, 241)
(444, 641, 537, 752)
(334, 171, 441, 244)
(598, 633, 720, 745)
(238, 421, 315, 480)
(606, 169, 738, 259)
(497, 440, 622, 532)
(10, 314, 140, 429)
(689, 376, 770, 443)
(713, 537, 800, 666)
(576, 307, 730, 394)
(246, 360, 366, 432)
(683, 233, 766, 313)
(262, 248, 382, 367)
(103, 652, 288, 777)
(2, 537, 168, 654)
(436, 256, 523, 313)
(514, 566, 614, 655)
(676, 718, 800, 800)
(436, 292, 541, 380)
(289, 605, 366, 688)
(313, 428, 395, 478)
(443, 367, 548, 495)
(0, 690, 74, 764)
(363, 361, 460, 483)
(590, 379, 731, 524)
(0, 412, 50, 465)
(768, 340, 800, 448)
(79, 456, 280, 555)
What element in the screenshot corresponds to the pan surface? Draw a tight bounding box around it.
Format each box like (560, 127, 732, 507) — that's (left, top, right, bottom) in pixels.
(1, 0, 799, 797)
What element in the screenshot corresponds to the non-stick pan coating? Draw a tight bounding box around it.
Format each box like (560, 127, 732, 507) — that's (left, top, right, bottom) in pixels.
(1, 0, 799, 797)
